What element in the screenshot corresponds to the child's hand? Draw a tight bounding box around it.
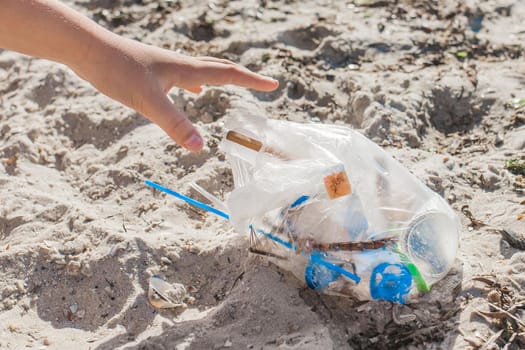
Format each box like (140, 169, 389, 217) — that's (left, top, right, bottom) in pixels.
(1, 0, 279, 152)
(73, 36, 278, 152)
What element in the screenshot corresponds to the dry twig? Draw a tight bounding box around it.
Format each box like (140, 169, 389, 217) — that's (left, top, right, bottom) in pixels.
(480, 329, 504, 350)
(487, 302, 525, 329)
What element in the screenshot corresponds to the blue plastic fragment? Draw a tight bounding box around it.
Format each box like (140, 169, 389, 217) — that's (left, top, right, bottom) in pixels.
(290, 195, 310, 208)
(469, 15, 483, 33)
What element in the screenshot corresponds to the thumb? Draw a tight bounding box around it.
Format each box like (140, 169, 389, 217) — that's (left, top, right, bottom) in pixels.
(146, 93, 203, 152)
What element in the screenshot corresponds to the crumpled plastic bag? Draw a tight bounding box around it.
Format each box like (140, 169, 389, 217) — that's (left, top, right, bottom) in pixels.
(220, 116, 460, 303)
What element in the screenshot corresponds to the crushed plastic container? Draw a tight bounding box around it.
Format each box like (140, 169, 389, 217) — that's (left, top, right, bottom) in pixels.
(145, 116, 460, 304)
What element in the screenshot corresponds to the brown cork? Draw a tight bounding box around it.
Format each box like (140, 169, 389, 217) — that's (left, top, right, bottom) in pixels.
(226, 130, 263, 152)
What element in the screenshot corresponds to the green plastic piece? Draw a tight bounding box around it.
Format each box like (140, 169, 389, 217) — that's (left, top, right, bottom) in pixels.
(393, 248, 431, 293)
(405, 262, 430, 292)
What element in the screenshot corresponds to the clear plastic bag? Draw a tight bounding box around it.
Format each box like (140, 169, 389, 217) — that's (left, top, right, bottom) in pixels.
(220, 117, 460, 303)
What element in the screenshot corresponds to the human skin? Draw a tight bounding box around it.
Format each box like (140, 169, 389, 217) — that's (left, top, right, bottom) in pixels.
(0, 0, 279, 152)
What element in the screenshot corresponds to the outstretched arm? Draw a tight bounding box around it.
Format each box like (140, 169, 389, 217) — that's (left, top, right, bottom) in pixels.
(0, 0, 279, 151)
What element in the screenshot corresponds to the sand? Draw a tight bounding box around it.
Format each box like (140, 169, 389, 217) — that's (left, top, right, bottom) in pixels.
(1, 0, 524, 349)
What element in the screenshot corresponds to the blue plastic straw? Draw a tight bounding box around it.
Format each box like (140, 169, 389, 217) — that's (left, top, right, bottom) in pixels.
(255, 227, 297, 251)
(144, 180, 360, 284)
(144, 180, 230, 220)
(310, 254, 361, 283)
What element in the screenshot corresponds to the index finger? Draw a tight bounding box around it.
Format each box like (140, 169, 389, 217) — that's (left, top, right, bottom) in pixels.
(194, 62, 279, 92)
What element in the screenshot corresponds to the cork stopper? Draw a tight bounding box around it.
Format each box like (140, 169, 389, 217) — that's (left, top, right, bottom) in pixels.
(226, 130, 263, 152)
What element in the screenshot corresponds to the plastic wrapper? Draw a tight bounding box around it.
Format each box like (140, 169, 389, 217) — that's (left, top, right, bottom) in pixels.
(220, 117, 460, 303)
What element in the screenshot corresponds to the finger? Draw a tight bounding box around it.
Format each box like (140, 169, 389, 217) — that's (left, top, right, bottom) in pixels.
(146, 93, 203, 152)
(195, 62, 279, 92)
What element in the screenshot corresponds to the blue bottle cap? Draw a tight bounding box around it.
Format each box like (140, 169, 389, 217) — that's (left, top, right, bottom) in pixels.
(370, 262, 412, 303)
(305, 255, 341, 290)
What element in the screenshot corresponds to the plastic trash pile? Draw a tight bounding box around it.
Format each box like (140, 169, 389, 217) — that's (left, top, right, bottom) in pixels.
(146, 117, 460, 303)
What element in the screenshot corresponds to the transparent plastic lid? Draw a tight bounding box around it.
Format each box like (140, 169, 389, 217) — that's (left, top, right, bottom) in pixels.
(402, 211, 459, 285)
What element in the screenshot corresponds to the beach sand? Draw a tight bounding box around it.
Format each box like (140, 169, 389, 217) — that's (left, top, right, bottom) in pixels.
(1, 0, 524, 349)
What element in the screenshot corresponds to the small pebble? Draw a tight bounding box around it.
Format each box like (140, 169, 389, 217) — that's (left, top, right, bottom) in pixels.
(168, 251, 180, 260)
(66, 261, 81, 276)
(108, 244, 118, 257)
(201, 113, 213, 124)
(187, 245, 200, 254)
(487, 164, 499, 175)
(15, 280, 25, 293)
(69, 303, 78, 314)
(494, 134, 503, 146)
(160, 257, 172, 265)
